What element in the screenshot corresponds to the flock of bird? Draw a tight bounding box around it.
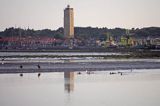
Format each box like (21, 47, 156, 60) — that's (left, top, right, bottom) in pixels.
(1, 58, 133, 77)
(1, 58, 42, 77)
(19, 64, 41, 77)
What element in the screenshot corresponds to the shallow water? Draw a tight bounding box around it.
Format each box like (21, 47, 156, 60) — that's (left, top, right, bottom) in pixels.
(0, 52, 126, 57)
(0, 69, 160, 106)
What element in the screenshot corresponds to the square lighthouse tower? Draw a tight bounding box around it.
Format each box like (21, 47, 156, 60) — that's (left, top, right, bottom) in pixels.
(64, 5, 74, 39)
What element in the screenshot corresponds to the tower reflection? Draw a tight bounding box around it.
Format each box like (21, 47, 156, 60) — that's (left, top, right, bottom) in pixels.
(64, 71, 75, 93)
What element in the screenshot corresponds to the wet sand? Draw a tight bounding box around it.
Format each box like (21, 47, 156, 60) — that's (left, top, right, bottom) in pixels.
(0, 61, 160, 73)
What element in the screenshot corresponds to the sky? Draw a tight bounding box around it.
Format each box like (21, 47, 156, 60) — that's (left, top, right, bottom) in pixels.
(0, 0, 160, 31)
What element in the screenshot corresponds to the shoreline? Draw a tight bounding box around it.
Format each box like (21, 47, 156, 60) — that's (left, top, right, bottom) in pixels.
(0, 49, 160, 59)
(0, 48, 160, 52)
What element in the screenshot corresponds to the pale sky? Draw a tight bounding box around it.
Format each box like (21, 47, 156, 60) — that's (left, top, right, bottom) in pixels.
(0, 0, 160, 31)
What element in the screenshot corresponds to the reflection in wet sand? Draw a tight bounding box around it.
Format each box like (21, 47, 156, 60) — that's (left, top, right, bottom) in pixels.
(0, 70, 160, 106)
(64, 71, 75, 93)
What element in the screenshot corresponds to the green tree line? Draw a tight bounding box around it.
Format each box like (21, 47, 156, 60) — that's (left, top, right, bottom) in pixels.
(0, 27, 160, 40)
